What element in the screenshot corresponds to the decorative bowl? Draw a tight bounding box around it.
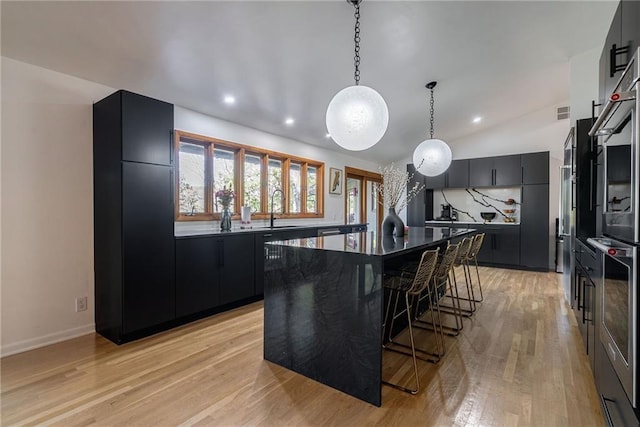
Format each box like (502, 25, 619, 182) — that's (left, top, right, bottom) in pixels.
(503, 209, 516, 214)
(480, 212, 496, 222)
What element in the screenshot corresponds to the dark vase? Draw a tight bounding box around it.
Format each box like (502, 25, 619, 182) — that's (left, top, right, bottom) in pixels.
(382, 207, 405, 237)
(220, 207, 232, 231)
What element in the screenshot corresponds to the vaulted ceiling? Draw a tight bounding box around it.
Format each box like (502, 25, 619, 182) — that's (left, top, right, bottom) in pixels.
(1, 1, 617, 162)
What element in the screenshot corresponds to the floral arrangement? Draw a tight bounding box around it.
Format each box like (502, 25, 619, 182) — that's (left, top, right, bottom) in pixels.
(216, 185, 235, 210)
(377, 163, 425, 213)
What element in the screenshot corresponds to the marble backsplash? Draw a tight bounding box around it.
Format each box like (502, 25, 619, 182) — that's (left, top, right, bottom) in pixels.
(433, 187, 521, 223)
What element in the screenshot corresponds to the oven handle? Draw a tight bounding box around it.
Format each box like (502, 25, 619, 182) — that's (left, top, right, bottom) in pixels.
(587, 238, 634, 258)
(589, 88, 637, 137)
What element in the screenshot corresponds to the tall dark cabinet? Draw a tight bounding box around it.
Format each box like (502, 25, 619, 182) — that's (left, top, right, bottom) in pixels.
(94, 90, 175, 343)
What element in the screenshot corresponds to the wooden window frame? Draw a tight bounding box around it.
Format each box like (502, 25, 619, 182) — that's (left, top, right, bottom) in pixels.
(175, 130, 325, 221)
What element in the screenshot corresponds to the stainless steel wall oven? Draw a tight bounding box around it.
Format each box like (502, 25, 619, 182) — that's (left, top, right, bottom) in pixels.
(590, 47, 639, 245)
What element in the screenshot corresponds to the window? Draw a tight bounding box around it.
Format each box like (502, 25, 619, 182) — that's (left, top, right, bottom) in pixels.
(213, 148, 235, 212)
(244, 154, 262, 214)
(307, 166, 317, 212)
(178, 142, 206, 214)
(268, 159, 283, 213)
(289, 163, 301, 213)
(175, 130, 324, 220)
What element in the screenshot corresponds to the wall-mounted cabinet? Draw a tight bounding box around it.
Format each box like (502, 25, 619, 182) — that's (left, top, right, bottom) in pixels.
(521, 152, 549, 185)
(469, 154, 521, 187)
(599, 1, 640, 104)
(424, 159, 470, 189)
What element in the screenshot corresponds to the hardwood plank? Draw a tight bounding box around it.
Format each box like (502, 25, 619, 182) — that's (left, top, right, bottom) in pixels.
(1, 268, 603, 426)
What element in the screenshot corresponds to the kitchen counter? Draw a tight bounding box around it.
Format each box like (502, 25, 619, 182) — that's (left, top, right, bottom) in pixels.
(263, 226, 473, 406)
(267, 226, 475, 258)
(175, 222, 367, 238)
(425, 220, 520, 226)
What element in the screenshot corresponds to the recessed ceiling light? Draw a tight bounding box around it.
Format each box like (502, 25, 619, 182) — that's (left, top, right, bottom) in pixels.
(223, 95, 235, 105)
(285, 117, 295, 126)
(472, 116, 482, 124)
(325, 133, 331, 138)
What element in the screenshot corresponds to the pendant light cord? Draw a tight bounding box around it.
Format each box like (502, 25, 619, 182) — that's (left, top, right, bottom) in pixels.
(353, 2, 361, 86)
(429, 86, 435, 139)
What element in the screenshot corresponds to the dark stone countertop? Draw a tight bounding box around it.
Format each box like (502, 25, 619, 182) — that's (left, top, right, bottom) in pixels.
(174, 223, 368, 238)
(267, 226, 475, 257)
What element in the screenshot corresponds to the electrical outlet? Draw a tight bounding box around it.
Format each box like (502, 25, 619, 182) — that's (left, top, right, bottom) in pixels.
(75, 296, 87, 312)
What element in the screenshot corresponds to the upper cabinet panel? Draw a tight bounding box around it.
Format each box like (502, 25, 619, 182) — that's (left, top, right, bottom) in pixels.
(446, 159, 469, 188)
(469, 157, 494, 187)
(521, 152, 549, 185)
(494, 155, 522, 186)
(621, 0, 640, 69)
(121, 91, 174, 165)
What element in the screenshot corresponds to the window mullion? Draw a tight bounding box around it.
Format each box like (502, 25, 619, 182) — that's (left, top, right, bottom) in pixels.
(261, 155, 269, 214)
(301, 163, 308, 215)
(206, 142, 214, 215)
(282, 158, 290, 215)
(237, 148, 245, 214)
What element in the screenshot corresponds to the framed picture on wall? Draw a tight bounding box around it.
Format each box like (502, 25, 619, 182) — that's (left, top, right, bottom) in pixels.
(329, 167, 343, 195)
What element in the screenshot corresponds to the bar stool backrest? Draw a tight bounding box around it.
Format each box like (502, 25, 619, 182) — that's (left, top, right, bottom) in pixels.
(468, 233, 486, 259)
(454, 237, 474, 264)
(434, 243, 459, 282)
(407, 249, 439, 296)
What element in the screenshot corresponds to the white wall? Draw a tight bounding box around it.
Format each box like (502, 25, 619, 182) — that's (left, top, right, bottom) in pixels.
(1, 57, 113, 356)
(0, 57, 380, 356)
(570, 47, 600, 125)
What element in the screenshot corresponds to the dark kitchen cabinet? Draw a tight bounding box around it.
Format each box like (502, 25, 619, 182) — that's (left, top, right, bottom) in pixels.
(176, 237, 219, 318)
(219, 234, 255, 305)
(121, 162, 175, 333)
(521, 152, 549, 185)
(424, 159, 468, 189)
(121, 91, 174, 165)
(573, 240, 599, 372)
(469, 157, 494, 187)
(469, 155, 521, 187)
(520, 184, 549, 271)
(494, 155, 522, 186)
(599, 0, 640, 105)
(94, 90, 175, 344)
(424, 172, 446, 189)
(599, 2, 623, 104)
(575, 118, 597, 241)
(621, 0, 640, 75)
(176, 234, 256, 316)
(475, 226, 520, 266)
(406, 164, 427, 226)
(446, 159, 470, 188)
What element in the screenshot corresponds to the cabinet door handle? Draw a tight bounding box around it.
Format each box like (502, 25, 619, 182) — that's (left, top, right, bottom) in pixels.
(589, 159, 594, 211)
(610, 43, 630, 77)
(170, 130, 175, 165)
(217, 240, 224, 267)
(521, 166, 524, 184)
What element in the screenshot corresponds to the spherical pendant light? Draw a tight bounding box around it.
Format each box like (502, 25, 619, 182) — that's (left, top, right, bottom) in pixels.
(326, 85, 389, 151)
(413, 81, 452, 176)
(326, 0, 388, 151)
(413, 138, 452, 177)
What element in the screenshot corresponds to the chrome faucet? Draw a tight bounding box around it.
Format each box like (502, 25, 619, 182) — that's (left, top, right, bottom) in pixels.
(270, 188, 285, 228)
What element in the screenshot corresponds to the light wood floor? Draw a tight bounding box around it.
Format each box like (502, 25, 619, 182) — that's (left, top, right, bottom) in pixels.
(1, 267, 603, 426)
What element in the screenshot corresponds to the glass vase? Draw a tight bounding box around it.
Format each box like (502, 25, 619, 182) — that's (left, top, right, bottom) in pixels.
(220, 207, 232, 232)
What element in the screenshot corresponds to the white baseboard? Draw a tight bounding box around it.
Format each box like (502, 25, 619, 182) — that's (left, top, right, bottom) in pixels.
(1, 323, 96, 358)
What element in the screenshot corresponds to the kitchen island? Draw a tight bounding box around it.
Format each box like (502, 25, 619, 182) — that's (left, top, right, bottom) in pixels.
(263, 226, 473, 406)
